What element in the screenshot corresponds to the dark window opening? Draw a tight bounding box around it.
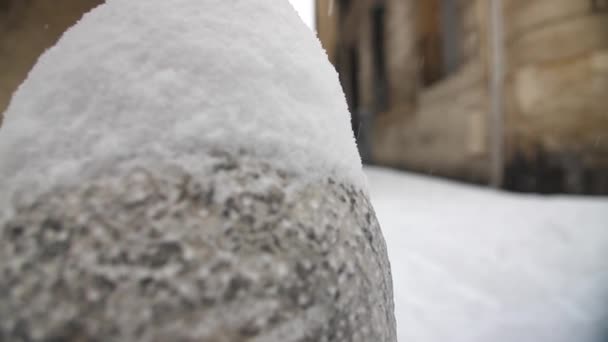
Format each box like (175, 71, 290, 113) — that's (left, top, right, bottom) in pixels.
(439, 0, 462, 75)
(0, 0, 12, 13)
(591, 0, 608, 12)
(371, 4, 388, 112)
(339, 0, 351, 17)
(417, 0, 443, 86)
(417, 0, 463, 87)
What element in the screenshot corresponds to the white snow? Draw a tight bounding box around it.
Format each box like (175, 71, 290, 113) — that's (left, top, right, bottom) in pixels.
(0, 0, 361, 206)
(366, 167, 608, 342)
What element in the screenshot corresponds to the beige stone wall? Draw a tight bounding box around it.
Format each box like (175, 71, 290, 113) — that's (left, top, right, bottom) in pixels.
(0, 0, 102, 126)
(374, 64, 490, 181)
(317, 0, 608, 191)
(315, 0, 493, 181)
(372, 0, 492, 182)
(504, 0, 608, 171)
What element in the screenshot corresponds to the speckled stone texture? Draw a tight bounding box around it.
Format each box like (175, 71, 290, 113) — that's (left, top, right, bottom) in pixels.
(0, 152, 396, 342)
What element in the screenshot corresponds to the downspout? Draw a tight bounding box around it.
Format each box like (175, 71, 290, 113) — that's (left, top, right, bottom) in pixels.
(488, 0, 505, 188)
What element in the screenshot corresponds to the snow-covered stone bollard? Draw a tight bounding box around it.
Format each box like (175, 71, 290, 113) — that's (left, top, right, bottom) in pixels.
(0, 1, 396, 341)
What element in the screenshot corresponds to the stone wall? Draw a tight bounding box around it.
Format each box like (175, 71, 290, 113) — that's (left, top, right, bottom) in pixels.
(0, 0, 103, 125)
(373, 61, 490, 182)
(504, 0, 608, 193)
(322, 0, 492, 182)
(385, 0, 490, 182)
(317, 0, 608, 192)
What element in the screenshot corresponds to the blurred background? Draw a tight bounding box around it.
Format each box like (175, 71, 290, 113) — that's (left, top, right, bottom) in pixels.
(1, 0, 607, 194)
(314, 0, 608, 195)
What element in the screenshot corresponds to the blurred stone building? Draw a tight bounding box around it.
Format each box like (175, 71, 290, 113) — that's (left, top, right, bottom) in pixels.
(317, 0, 608, 194)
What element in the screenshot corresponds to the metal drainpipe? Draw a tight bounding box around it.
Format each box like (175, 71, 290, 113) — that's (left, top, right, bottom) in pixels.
(489, 0, 505, 188)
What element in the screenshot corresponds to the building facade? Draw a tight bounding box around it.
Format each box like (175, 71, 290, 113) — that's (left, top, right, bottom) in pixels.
(316, 0, 608, 194)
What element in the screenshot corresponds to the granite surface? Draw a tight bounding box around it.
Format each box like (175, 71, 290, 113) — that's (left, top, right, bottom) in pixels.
(0, 152, 396, 341)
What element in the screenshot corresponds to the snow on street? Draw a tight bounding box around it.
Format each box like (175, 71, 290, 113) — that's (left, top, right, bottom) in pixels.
(365, 166, 608, 342)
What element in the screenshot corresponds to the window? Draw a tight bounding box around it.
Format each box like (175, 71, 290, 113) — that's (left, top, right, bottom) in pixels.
(0, 0, 11, 14)
(339, 0, 351, 17)
(417, 0, 463, 87)
(417, 0, 443, 86)
(371, 4, 388, 112)
(591, 0, 608, 12)
(439, 0, 462, 75)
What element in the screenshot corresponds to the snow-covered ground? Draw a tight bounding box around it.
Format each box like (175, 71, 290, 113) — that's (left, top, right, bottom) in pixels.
(365, 167, 608, 342)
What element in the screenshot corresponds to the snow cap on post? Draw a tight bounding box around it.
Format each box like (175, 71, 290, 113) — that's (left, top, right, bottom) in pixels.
(0, 0, 363, 202)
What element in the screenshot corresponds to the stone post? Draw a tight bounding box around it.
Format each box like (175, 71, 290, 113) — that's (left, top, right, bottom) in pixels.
(0, 1, 397, 341)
